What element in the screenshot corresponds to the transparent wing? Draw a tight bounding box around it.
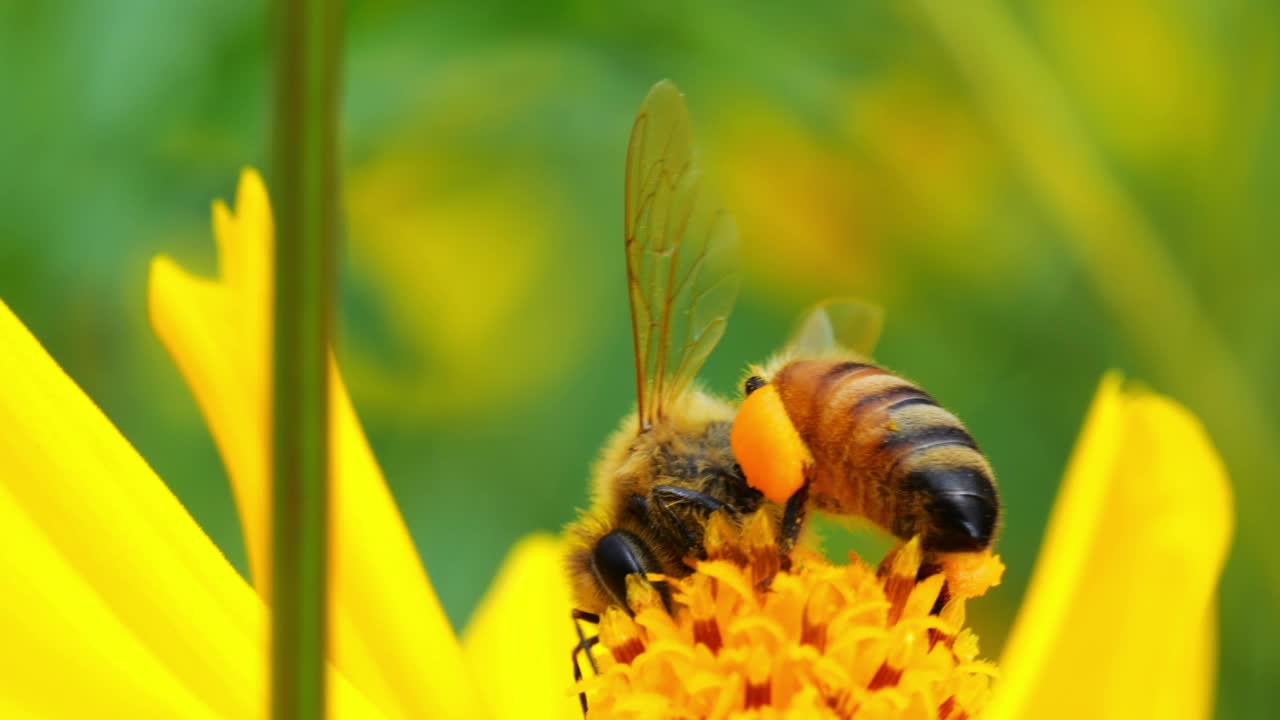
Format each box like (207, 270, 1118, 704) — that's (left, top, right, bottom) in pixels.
(625, 80, 739, 431)
(786, 298, 884, 357)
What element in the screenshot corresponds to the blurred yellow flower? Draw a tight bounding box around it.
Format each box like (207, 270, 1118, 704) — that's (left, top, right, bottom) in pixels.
(713, 109, 883, 301)
(713, 86, 1014, 299)
(344, 148, 583, 424)
(0, 169, 1230, 719)
(1039, 0, 1224, 169)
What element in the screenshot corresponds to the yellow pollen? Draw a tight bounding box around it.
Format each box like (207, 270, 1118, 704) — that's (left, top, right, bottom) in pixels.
(577, 512, 1004, 718)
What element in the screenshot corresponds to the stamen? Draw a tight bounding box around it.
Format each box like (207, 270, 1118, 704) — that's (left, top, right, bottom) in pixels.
(741, 510, 782, 584)
(703, 512, 744, 566)
(743, 648, 772, 709)
(599, 607, 644, 665)
(801, 581, 841, 651)
(867, 660, 902, 691)
(930, 598, 966, 650)
(687, 576, 723, 653)
(624, 574, 665, 613)
(883, 537, 923, 625)
(902, 572, 946, 621)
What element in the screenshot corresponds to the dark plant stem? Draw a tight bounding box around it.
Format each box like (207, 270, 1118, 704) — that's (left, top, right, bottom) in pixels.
(270, 0, 341, 718)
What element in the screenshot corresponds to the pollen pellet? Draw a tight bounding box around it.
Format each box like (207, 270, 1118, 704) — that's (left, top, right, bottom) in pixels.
(731, 383, 809, 503)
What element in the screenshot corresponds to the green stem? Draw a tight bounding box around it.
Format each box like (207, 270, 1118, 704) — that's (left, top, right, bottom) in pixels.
(270, 0, 341, 718)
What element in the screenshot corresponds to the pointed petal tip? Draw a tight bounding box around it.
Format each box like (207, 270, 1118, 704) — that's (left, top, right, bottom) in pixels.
(463, 532, 578, 720)
(236, 167, 268, 207)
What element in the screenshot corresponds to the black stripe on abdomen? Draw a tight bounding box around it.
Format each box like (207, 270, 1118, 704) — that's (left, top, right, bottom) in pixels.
(881, 423, 978, 453)
(815, 361, 880, 400)
(850, 384, 935, 417)
(822, 361, 875, 383)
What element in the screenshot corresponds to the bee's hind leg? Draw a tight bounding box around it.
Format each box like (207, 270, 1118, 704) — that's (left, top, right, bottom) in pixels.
(571, 609, 600, 716)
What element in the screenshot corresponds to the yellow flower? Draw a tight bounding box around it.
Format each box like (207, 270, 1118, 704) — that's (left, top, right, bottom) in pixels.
(577, 514, 1004, 719)
(0, 169, 1231, 719)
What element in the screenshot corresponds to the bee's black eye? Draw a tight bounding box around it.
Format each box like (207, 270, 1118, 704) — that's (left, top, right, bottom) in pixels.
(744, 376, 766, 396)
(591, 529, 669, 613)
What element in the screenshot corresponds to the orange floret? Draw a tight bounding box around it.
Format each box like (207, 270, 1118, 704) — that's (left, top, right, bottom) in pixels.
(731, 383, 810, 503)
(939, 550, 1006, 599)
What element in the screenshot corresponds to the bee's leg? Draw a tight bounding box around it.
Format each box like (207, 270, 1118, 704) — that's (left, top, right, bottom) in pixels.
(779, 480, 811, 565)
(650, 485, 727, 558)
(571, 609, 600, 716)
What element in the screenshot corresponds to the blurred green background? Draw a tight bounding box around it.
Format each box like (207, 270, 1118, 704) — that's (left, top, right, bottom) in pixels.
(1, 0, 1277, 716)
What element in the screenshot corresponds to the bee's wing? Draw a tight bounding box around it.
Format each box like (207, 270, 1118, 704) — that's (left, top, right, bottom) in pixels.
(625, 80, 739, 431)
(786, 298, 884, 357)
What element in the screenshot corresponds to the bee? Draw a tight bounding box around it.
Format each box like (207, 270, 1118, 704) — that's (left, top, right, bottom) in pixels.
(566, 79, 1000, 711)
(565, 79, 778, 621)
(732, 300, 1001, 555)
(564, 79, 782, 713)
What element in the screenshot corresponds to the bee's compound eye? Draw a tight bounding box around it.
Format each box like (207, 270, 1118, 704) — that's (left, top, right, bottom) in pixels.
(744, 376, 766, 396)
(591, 529, 661, 611)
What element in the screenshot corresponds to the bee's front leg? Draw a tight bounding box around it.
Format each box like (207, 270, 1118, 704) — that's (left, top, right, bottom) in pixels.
(570, 609, 600, 716)
(648, 485, 727, 561)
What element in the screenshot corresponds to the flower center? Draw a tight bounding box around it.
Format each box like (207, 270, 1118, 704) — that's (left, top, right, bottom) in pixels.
(578, 511, 1004, 718)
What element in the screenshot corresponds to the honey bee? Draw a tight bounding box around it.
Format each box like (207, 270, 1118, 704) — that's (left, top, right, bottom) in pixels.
(565, 80, 1000, 710)
(564, 79, 778, 620)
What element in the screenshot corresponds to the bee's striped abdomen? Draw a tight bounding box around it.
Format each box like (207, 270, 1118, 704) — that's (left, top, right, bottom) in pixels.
(772, 358, 1000, 552)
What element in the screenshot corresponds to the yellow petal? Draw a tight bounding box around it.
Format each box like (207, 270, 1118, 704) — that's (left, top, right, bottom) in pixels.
(0, 477, 219, 718)
(462, 534, 580, 720)
(0, 298, 388, 719)
(992, 372, 1232, 719)
(0, 298, 260, 716)
(149, 168, 483, 718)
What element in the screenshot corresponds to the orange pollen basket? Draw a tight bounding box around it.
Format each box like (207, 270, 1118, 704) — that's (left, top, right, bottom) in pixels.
(731, 383, 809, 504)
(577, 511, 1004, 719)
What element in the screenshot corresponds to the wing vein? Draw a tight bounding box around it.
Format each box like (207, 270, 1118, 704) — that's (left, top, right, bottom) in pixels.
(621, 80, 739, 432)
